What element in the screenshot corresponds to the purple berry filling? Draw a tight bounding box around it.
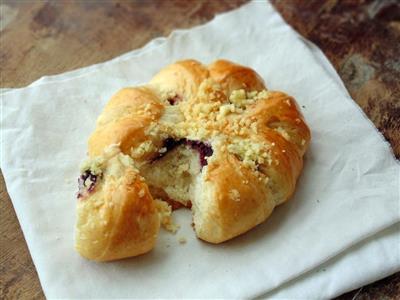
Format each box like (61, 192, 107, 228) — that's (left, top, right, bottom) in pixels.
(163, 137, 182, 152)
(77, 170, 100, 199)
(155, 138, 213, 168)
(152, 138, 182, 162)
(167, 95, 182, 105)
(184, 140, 213, 167)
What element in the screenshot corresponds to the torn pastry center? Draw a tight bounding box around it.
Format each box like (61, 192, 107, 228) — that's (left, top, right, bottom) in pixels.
(141, 138, 213, 208)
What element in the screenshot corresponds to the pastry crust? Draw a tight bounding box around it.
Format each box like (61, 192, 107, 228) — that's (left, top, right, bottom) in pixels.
(75, 148, 159, 261)
(88, 87, 165, 159)
(208, 59, 266, 94)
(75, 59, 311, 260)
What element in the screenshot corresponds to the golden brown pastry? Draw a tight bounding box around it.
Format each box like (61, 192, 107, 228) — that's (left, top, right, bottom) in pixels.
(75, 146, 159, 261)
(74, 59, 311, 260)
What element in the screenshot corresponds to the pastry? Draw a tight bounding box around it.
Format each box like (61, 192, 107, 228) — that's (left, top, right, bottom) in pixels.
(74, 59, 311, 261)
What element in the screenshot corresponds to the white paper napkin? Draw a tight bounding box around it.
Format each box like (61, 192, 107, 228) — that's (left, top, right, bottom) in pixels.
(1, 1, 399, 298)
(265, 222, 400, 299)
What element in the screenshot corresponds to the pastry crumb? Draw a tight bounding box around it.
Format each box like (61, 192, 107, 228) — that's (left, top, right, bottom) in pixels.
(229, 189, 240, 202)
(155, 199, 180, 234)
(178, 237, 187, 244)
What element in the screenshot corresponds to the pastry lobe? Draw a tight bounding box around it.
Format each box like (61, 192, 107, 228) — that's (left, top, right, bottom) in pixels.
(88, 87, 165, 159)
(75, 146, 159, 261)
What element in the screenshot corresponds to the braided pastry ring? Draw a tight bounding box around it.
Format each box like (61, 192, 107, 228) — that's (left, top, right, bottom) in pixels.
(75, 59, 310, 261)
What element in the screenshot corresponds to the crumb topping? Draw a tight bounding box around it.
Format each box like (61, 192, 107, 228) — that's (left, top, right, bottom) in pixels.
(130, 140, 157, 159)
(150, 79, 283, 181)
(226, 138, 272, 170)
(229, 189, 241, 202)
(79, 76, 302, 209)
(158, 78, 273, 171)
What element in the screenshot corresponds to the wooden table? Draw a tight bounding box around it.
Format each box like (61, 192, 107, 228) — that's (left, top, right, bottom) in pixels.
(1, 0, 399, 298)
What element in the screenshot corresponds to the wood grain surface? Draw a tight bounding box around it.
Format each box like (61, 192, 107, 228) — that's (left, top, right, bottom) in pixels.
(0, 0, 399, 299)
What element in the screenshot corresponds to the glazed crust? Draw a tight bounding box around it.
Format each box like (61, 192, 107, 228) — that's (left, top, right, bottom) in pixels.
(195, 92, 309, 243)
(150, 59, 209, 101)
(75, 59, 311, 260)
(195, 152, 275, 243)
(88, 87, 165, 158)
(208, 59, 266, 94)
(75, 161, 159, 261)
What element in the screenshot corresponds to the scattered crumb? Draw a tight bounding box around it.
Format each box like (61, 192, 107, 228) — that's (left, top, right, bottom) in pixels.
(178, 237, 187, 244)
(155, 199, 180, 234)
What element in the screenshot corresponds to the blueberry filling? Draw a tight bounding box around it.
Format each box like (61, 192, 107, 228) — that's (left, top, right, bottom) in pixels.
(155, 138, 213, 168)
(163, 137, 182, 152)
(184, 140, 213, 167)
(167, 95, 182, 105)
(77, 170, 100, 198)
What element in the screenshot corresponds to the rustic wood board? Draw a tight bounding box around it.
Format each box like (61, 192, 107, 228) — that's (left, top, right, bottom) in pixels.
(0, 0, 398, 299)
